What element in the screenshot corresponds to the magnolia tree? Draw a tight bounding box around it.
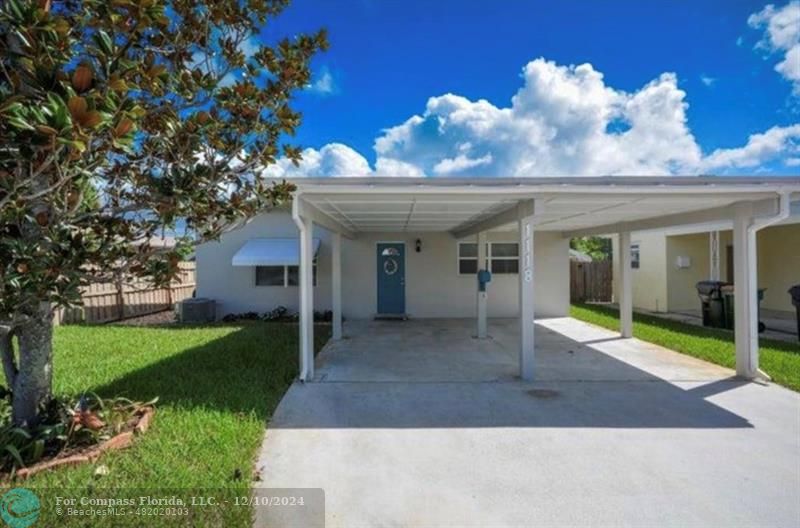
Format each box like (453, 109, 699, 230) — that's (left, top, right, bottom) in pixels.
(0, 0, 326, 425)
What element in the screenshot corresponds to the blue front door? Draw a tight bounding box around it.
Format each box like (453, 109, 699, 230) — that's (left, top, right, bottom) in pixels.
(377, 243, 406, 314)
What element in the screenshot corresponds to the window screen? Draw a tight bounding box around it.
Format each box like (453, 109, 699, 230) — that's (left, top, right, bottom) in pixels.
(459, 259, 478, 274)
(491, 259, 519, 274)
(287, 264, 317, 286)
(489, 242, 519, 274)
(255, 266, 284, 286)
(458, 243, 478, 275)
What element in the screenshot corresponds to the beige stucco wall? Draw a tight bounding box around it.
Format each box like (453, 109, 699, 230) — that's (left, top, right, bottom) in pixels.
(756, 224, 800, 313)
(665, 226, 800, 313)
(666, 233, 713, 312)
(196, 209, 570, 320)
(611, 232, 668, 312)
(614, 224, 800, 315)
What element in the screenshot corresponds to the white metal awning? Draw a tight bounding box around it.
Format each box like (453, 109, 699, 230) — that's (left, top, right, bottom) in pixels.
(231, 238, 320, 266)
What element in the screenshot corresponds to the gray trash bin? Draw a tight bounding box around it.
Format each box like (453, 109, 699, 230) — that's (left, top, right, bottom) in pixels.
(789, 285, 800, 343)
(695, 281, 727, 328)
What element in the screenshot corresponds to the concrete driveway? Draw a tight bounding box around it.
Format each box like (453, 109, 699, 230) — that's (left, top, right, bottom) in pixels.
(254, 318, 800, 527)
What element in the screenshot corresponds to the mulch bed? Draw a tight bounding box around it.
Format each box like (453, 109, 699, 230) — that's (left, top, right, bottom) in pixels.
(112, 310, 177, 326)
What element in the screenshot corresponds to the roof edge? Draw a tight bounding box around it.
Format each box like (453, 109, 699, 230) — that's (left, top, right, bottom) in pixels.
(280, 176, 800, 188)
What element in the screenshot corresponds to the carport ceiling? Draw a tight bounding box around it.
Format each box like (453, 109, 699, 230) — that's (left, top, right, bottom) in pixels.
(295, 177, 798, 236)
(303, 194, 520, 233)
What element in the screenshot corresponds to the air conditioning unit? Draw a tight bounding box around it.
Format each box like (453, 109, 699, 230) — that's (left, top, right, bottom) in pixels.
(178, 298, 216, 323)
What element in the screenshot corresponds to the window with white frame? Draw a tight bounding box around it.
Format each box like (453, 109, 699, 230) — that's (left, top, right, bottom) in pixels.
(457, 242, 479, 275)
(457, 242, 519, 275)
(256, 261, 317, 287)
(489, 242, 519, 274)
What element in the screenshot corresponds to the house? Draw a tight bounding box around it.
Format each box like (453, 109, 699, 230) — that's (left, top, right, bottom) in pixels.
(195, 176, 800, 383)
(609, 204, 800, 318)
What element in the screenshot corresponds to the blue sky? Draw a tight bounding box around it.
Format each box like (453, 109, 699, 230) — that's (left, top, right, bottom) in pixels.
(259, 0, 800, 177)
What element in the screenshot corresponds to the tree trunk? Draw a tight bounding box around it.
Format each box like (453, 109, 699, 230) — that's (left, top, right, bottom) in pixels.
(12, 304, 54, 426)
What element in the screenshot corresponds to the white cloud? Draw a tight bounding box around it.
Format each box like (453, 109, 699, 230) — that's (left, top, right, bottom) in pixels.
(374, 158, 426, 177)
(785, 156, 800, 166)
(261, 143, 371, 178)
(372, 60, 705, 176)
(259, 146, 425, 179)
(748, 1, 800, 92)
(263, 58, 800, 178)
(433, 153, 493, 175)
(702, 125, 800, 169)
(700, 75, 717, 86)
(308, 66, 337, 95)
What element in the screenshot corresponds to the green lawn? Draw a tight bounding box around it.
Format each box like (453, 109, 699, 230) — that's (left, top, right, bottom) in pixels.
(571, 303, 800, 391)
(9, 322, 329, 527)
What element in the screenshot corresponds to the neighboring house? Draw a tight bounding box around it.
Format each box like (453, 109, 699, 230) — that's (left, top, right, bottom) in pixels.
(195, 176, 800, 382)
(610, 207, 800, 317)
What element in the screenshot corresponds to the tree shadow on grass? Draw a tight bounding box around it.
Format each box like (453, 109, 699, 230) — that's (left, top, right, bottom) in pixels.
(91, 323, 330, 416)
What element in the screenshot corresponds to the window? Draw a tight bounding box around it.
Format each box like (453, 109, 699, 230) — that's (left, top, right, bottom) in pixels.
(255, 266, 284, 286)
(287, 263, 317, 286)
(630, 243, 640, 269)
(256, 261, 317, 287)
(458, 243, 478, 274)
(457, 242, 519, 275)
(489, 243, 519, 274)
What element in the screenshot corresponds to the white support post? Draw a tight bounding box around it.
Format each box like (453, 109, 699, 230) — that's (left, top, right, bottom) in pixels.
(476, 231, 488, 339)
(518, 202, 535, 381)
(709, 231, 721, 281)
(618, 231, 633, 338)
(733, 205, 759, 379)
(299, 216, 315, 381)
(332, 231, 342, 340)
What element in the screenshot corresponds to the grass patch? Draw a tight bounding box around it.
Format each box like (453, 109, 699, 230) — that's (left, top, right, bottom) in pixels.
(6, 322, 329, 527)
(571, 303, 800, 392)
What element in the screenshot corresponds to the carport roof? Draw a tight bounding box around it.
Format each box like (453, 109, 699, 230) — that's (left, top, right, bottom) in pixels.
(288, 176, 800, 236)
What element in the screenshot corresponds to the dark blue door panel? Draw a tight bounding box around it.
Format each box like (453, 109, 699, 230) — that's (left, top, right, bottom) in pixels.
(377, 243, 405, 314)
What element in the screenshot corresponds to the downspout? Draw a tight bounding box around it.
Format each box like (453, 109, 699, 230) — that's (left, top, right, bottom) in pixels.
(746, 191, 792, 381)
(291, 194, 309, 382)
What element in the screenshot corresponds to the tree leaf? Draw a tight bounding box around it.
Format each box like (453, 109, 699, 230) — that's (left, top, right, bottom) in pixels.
(82, 111, 103, 129)
(4, 444, 25, 468)
(68, 96, 87, 119)
(93, 30, 113, 55)
(29, 439, 45, 463)
(35, 125, 58, 136)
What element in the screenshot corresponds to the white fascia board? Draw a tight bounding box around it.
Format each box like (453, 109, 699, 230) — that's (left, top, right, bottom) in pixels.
(287, 177, 800, 196)
(626, 201, 799, 237)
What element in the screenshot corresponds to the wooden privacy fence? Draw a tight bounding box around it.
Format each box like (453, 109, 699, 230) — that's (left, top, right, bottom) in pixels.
(54, 262, 195, 325)
(570, 260, 613, 303)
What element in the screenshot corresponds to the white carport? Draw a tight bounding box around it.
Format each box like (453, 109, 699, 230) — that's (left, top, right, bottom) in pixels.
(289, 177, 800, 383)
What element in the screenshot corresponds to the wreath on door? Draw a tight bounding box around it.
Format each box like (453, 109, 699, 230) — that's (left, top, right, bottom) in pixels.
(384, 258, 398, 275)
